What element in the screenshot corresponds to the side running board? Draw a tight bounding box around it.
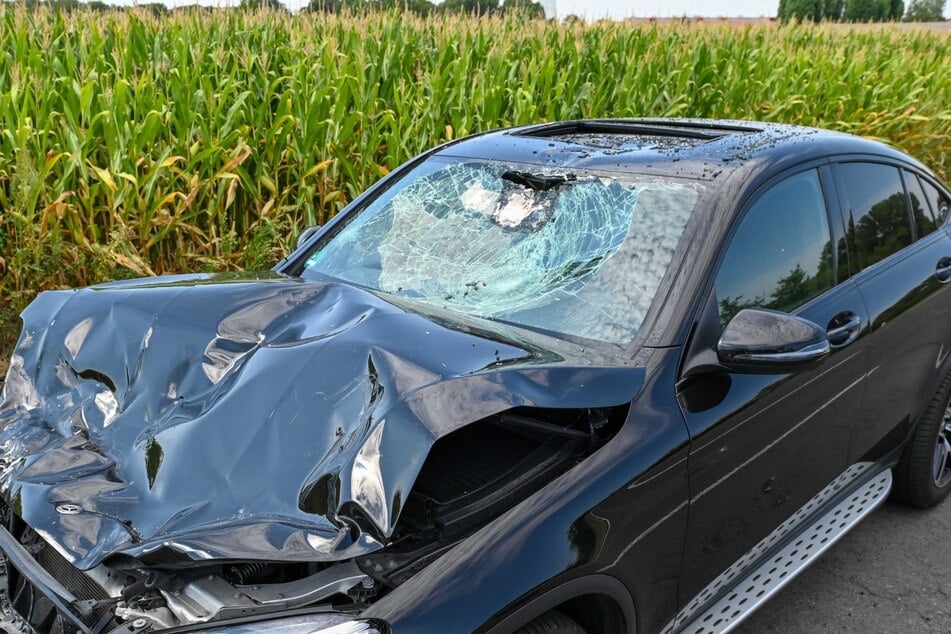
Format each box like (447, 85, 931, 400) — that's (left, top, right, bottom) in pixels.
(680, 468, 892, 634)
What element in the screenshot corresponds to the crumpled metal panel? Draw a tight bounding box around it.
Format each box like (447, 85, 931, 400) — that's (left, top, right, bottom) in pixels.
(0, 273, 644, 569)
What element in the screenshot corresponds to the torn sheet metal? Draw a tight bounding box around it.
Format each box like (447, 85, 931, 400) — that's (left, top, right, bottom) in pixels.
(0, 273, 645, 569)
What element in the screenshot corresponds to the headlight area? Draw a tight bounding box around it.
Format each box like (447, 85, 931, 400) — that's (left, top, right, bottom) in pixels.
(194, 614, 386, 634)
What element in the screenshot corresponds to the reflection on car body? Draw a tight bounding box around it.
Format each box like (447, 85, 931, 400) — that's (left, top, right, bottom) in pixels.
(1, 119, 950, 634)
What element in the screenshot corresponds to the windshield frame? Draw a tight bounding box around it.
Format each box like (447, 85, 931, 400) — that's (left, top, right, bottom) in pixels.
(285, 153, 712, 352)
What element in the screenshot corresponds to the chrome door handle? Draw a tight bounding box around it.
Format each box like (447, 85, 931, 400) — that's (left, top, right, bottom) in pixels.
(827, 314, 861, 346)
(936, 257, 951, 282)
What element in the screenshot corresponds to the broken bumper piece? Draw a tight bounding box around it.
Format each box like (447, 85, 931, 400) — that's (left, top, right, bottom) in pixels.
(0, 520, 386, 634)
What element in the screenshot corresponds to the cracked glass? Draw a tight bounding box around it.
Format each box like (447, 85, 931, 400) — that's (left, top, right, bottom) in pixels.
(304, 158, 702, 344)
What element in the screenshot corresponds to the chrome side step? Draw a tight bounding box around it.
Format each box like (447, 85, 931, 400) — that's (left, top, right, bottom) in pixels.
(679, 468, 892, 634)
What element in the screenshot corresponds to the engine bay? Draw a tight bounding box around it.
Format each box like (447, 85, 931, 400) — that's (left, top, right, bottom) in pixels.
(0, 406, 625, 633)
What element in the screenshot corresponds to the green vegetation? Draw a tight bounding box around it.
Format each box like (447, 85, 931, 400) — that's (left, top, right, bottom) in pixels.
(778, 0, 906, 22)
(905, 0, 947, 20)
(0, 8, 950, 367)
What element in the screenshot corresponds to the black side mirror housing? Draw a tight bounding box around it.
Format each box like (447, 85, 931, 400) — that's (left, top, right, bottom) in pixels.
(717, 308, 830, 374)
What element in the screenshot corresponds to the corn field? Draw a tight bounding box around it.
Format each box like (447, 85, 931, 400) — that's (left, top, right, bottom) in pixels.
(0, 7, 950, 318)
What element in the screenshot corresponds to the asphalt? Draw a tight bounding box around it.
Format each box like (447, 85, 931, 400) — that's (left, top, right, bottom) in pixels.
(734, 496, 951, 633)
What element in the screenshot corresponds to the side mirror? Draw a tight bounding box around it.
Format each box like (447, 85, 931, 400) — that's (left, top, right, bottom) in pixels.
(717, 308, 829, 374)
(296, 225, 322, 250)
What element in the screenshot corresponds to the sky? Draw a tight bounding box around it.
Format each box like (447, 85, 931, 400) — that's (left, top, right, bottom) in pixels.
(554, 0, 782, 18)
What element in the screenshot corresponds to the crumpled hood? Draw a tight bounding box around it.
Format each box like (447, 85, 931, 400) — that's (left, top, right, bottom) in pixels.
(0, 273, 643, 569)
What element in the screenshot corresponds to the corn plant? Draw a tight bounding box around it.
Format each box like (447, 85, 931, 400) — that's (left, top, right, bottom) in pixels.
(0, 7, 949, 320)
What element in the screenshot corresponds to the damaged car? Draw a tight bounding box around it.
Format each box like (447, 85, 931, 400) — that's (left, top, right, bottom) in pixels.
(2, 118, 951, 634)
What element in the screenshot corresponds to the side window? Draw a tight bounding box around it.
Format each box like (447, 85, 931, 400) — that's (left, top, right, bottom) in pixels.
(921, 178, 951, 225)
(905, 170, 938, 237)
(836, 162, 911, 270)
(715, 169, 834, 326)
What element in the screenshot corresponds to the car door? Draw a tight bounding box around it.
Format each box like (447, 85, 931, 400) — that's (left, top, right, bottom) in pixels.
(675, 166, 870, 616)
(831, 161, 951, 463)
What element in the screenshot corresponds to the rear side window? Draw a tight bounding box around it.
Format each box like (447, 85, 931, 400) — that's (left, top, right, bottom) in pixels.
(836, 162, 911, 270)
(905, 170, 938, 237)
(715, 169, 834, 326)
(921, 178, 951, 225)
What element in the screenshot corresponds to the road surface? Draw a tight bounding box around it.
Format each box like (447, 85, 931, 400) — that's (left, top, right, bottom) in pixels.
(736, 497, 951, 632)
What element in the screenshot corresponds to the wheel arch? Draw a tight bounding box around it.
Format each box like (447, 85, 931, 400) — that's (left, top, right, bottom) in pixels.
(901, 350, 951, 454)
(482, 574, 636, 634)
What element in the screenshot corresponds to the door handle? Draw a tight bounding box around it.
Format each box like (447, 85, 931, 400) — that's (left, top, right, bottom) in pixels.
(936, 257, 951, 282)
(827, 312, 861, 347)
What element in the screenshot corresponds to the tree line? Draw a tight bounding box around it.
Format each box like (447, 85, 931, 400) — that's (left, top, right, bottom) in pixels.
(302, 0, 544, 15)
(777, 0, 946, 21)
(4, 0, 548, 16)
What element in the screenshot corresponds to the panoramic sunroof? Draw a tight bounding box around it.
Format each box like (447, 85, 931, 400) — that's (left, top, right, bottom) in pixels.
(543, 133, 705, 152)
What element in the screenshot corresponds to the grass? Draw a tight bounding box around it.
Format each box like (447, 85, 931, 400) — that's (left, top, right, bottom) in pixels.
(0, 8, 950, 363)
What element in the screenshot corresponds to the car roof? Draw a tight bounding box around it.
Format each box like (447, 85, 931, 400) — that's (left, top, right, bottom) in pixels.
(434, 118, 938, 350)
(434, 118, 927, 183)
(284, 118, 940, 352)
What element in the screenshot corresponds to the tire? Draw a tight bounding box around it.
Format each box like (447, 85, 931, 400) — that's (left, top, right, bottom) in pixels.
(514, 609, 587, 634)
(893, 372, 951, 507)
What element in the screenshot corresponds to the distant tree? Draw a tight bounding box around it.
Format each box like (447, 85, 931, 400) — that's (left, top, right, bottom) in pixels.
(406, 0, 435, 14)
(502, 0, 544, 17)
(888, 0, 905, 17)
(409, 0, 435, 13)
(778, 0, 823, 20)
(440, 0, 499, 15)
(373, 0, 436, 14)
(844, 0, 889, 20)
(138, 2, 169, 15)
(304, 0, 434, 13)
(823, 0, 846, 19)
(171, 4, 216, 12)
(239, 0, 285, 10)
(562, 13, 584, 23)
(304, 0, 347, 11)
(47, 0, 80, 10)
(904, 0, 945, 19)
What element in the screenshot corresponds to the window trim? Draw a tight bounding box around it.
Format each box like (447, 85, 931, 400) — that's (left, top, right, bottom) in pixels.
(819, 164, 852, 283)
(918, 172, 951, 228)
(901, 168, 939, 239)
(898, 169, 921, 242)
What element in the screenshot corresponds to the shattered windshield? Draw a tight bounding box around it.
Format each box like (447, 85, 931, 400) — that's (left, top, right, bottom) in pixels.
(303, 158, 702, 344)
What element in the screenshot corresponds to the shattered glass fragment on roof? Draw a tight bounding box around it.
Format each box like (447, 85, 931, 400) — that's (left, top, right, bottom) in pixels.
(550, 133, 705, 153)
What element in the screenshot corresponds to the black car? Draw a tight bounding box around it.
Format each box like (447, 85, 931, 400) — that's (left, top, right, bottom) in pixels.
(1, 119, 950, 634)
